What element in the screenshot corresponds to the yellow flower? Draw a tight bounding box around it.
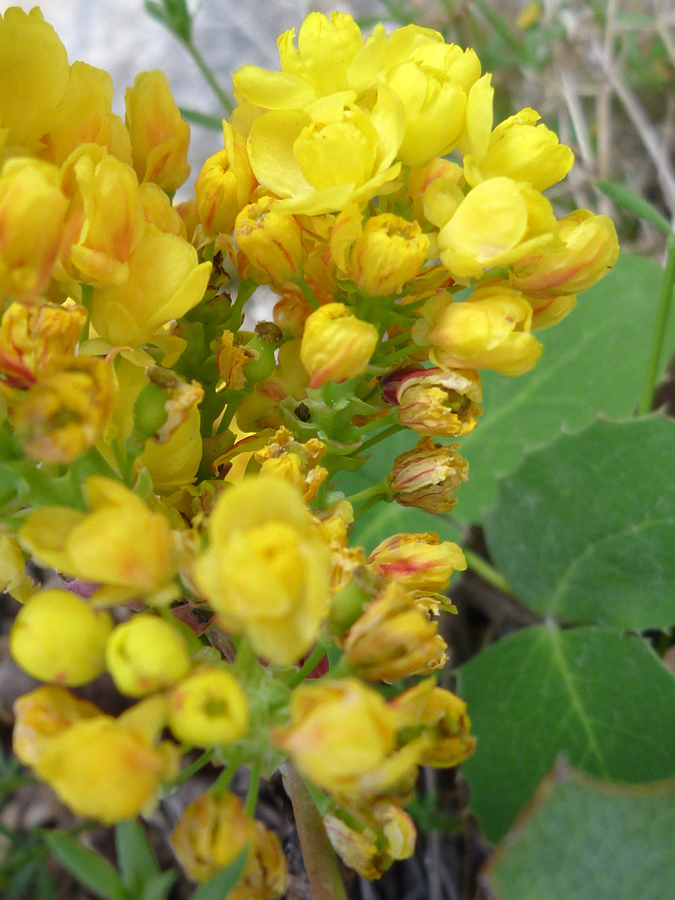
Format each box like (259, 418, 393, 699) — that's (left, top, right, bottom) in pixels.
(195, 122, 256, 235)
(0, 157, 67, 300)
(234, 196, 305, 284)
(273, 678, 425, 799)
(330, 207, 429, 296)
(464, 108, 574, 192)
(20, 476, 177, 601)
(58, 144, 145, 287)
(125, 70, 190, 192)
(389, 437, 468, 514)
(255, 427, 327, 503)
(38, 61, 120, 167)
(511, 210, 620, 300)
(106, 614, 191, 697)
(0, 7, 69, 154)
(438, 176, 558, 280)
(0, 301, 86, 390)
(139, 182, 187, 237)
(343, 582, 448, 682)
(167, 667, 249, 746)
(171, 791, 287, 899)
(13, 685, 100, 766)
(367, 532, 466, 594)
(90, 224, 211, 346)
(32, 701, 178, 823)
(10, 589, 112, 686)
(193, 476, 330, 665)
(418, 284, 543, 376)
(13, 355, 116, 464)
(0, 535, 37, 604)
(383, 366, 482, 437)
(324, 801, 415, 879)
(300, 302, 378, 389)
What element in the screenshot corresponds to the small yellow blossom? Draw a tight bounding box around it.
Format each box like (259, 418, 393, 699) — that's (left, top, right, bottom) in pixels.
(0, 157, 67, 300)
(330, 207, 429, 296)
(195, 122, 256, 235)
(300, 302, 378, 389)
(417, 284, 543, 376)
(0, 7, 69, 154)
(234, 196, 305, 284)
(10, 589, 112, 686)
(324, 800, 416, 879)
(255, 427, 327, 502)
(13, 355, 116, 464)
(0, 302, 86, 389)
(20, 476, 177, 601)
(389, 437, 468, 514)
(125, 70, 190, 192)
(167, 667, 250, 746)
(343, 582, 448, 682)
(192, 476, 331, 665)
(90, 224, 212, 346)
(106, 614, 191, 697)
(0, 535, 37, 604)
(139, 182, 187, 237)
(13, 685, 100, 766)
(383, 366, 482, 437)
(273, 678, 426, 799)
(367, 532, 466, 594)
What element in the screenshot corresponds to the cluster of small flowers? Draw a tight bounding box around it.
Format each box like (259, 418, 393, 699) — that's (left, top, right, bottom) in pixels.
(0, 6, 618, 892)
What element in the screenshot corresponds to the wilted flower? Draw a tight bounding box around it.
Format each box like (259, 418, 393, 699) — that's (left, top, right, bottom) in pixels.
(389, 438, 468, 514)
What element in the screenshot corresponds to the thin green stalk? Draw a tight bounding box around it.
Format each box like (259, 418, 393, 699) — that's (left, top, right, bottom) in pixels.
(358, 422, 403, 453)
(638, 237, 675, 415)
(210, 748, 245, 796)
(287, 643, 326, 689)
(344, 481, 389, 505)
(244, 760, 261, 816)
(162, 750, 212, 794)
(352, 492, 386, 520)
(293, 277, 320, 311)
(463, 548, 513, 594)
(183, 39, 233, 113)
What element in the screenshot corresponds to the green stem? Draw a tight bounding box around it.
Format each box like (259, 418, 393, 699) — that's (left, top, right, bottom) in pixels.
(244, 759, 261, 816)
(182, 38, 233, 113)
(162, 750, 212, 794)
(280, 765, 349, 900)
(293, 277, 319, 311)
(637, 237, 675, 415)
(373, 343, 424, 368)
(352, 492, 386, 520)
(288, 643, 326, 689)
(344, 481, 389, 505)
(358, 422, 403, 453)
(463, 548, 512, 595)
(210, 748, 245, 796)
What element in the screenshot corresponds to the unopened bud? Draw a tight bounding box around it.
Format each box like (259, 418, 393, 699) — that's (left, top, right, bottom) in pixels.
(300, 302, 378, 389)
(389, 438, 468, 514)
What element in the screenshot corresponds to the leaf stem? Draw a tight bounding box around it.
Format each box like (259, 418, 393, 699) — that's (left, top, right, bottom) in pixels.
(244, 759, 261, 816)
(287, 643, 326, 689)
(182, 39, 233, 113)
(638, 236, 675, 415)
(358, 422, 403, 453)
(463, 548, 513, 595)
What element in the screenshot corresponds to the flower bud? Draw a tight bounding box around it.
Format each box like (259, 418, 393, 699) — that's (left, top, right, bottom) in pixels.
(106, 614, 191, 697)
(0, 535, 36, 604)
(368, 532, 466, 594)
(13, 685, 100, 766)
(331, 208, 429, 296)
(324, 801, 416, 879)
(125, 70, 190, 192)
(0, 157, 67, 300)
(383, 366, 482, 437)
(195, 122, 256, 235)
(10, 589, 113, 686)
(343, 583, 448, 682)
(234, 196, 305, 284)
(389, 438, 468, 514)
(168, 667, 249, 746)
(13, 355, 116, 464)
(300, 302, 378, 389)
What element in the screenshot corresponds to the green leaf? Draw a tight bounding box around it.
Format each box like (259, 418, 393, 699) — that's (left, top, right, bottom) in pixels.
(486, 415, 675, 629)
(115, 820, 158, 892)
(452, 252, 670, 523)
(191, 849, 248, 900)
(596, 180, 675, 238)
(178, 107, 224, 130)
(457, 625, 675, 843)
(483, 766, 675, 900)
(43, 832, 129, 900)
(139, 870, 177, 900)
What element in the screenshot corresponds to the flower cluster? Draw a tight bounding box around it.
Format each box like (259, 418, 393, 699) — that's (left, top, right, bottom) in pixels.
(1, 6, 617, 894)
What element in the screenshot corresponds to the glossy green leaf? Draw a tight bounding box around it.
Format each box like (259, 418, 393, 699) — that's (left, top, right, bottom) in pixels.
(191, 849, 248, 900)
(43, 832, 128, 900)
(458, 625, 675, 843)
(453, 252, 669, 522)
(486, 415, 675, 629)
(139, 871, 177, 900)
(483, 767, 675, 900)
